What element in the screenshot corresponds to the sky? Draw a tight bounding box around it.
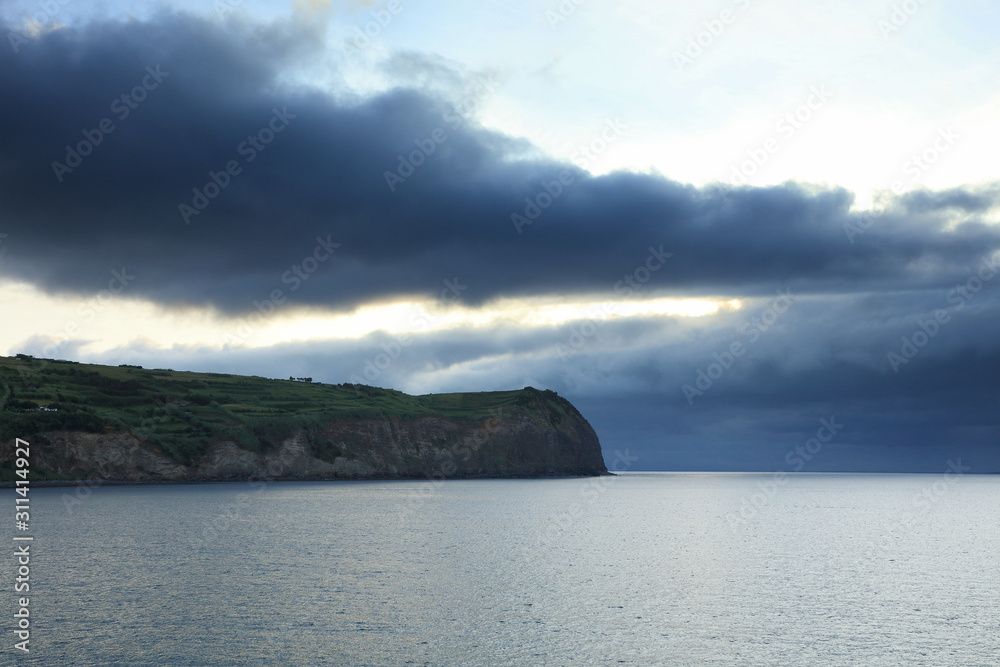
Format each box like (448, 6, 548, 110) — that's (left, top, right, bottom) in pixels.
(1, 0, 998, 472)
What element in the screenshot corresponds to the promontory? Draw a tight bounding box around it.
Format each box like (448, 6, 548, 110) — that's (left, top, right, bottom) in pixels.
(0, 355, 608, 484)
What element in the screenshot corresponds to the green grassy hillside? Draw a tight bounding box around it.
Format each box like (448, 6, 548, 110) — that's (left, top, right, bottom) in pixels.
(0, 354, 584, 470)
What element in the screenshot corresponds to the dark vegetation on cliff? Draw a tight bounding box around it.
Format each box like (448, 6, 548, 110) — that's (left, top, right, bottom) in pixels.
(0, 355, 606, 482)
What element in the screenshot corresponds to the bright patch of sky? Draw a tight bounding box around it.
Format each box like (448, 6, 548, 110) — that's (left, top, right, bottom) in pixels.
(0, 279, 739, 356)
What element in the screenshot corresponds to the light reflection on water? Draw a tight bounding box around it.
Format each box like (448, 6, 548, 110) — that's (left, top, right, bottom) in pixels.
(6, 472, 999, 665)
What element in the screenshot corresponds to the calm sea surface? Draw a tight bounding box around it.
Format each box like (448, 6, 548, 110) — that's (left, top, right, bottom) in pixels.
(5, 472, 999, 665)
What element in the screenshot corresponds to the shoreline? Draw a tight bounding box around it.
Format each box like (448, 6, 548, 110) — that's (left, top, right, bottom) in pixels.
(2, 470, 615, 489)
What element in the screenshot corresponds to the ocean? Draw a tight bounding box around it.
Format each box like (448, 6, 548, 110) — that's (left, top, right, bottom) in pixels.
(4, 472, 998, 665)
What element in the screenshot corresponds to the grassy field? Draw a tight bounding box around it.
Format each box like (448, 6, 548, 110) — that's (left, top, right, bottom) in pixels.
(0, 354, 553, 467)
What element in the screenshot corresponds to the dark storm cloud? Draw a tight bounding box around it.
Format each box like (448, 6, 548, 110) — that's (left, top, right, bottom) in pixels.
(561, 287, 1000, 472)
(2, 12, 1000, 313)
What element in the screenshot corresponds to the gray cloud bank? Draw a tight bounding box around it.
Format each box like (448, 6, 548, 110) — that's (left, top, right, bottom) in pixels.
(2, 12, 999, 311)
(3, 12, 998, 471)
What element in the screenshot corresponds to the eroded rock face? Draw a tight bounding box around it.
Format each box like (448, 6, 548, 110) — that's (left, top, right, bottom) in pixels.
(318, 409, 606, 478)
(14, 394, 606, 484)
(31, 431, 188, 481)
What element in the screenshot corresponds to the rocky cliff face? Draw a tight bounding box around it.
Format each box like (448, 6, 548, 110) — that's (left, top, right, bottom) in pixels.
(11, 391, 607, 483)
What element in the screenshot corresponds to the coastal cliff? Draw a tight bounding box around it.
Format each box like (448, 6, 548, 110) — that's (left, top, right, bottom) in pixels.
(0, 355, 607, 483)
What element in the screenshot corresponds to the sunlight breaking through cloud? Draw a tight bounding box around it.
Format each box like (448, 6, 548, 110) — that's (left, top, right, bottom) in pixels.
(0, 279, 739, 355)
